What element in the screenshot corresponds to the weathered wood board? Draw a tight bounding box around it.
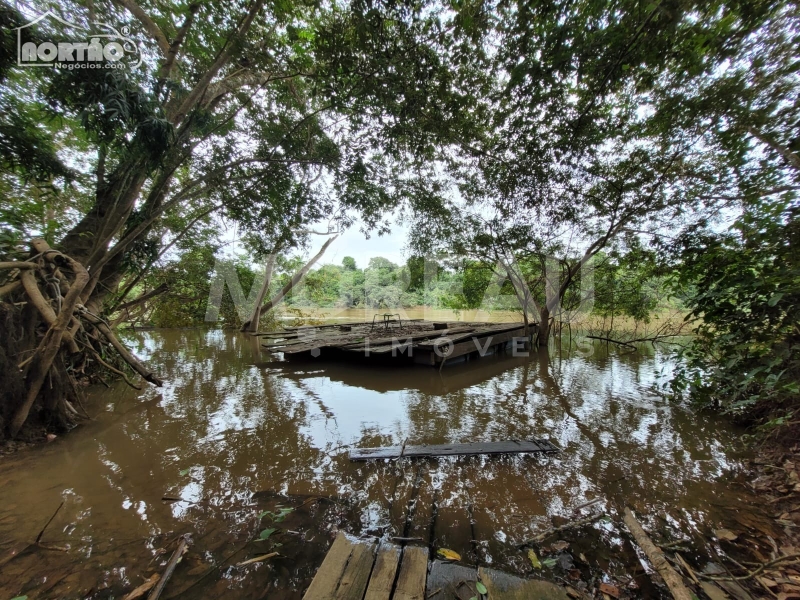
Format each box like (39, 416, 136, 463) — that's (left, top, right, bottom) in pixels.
(303, 533, 357, 600)
(350, 439, 559, 461)
(393, 546, 429, 600)
(363, 543, 402, 600)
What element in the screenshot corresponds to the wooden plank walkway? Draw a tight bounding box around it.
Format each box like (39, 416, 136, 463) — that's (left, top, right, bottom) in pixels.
(303, 535, 427, 600)
(303, 535, 569, 600)
(349, 439, 559, 461)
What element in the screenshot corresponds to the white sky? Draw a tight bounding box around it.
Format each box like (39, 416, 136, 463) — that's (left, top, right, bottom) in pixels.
(306, 221, 410, 269)
(222, 218, 411, 269)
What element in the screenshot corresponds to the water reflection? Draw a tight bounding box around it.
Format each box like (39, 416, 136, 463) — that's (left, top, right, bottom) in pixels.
(0, 329, 750, 597)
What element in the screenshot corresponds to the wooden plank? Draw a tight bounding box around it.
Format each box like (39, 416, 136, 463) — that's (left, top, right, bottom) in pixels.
(334, 541, 376, 600)
(415, 324, 525, 348)
(478, 566, 570, 600)
(394, 546, 429, 600)
(429, 328, 526, 363)
(336, 327, 475, 350)
(363, 543, 402, 600)
(303, 533, 355, 600)
(349, 439, 559, 461)
(426, 560, 479, 600)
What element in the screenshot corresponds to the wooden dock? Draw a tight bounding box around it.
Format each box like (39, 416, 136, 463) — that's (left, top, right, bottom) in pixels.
(262, 321, 532, 367)
(303, 534, 569, 600)
(349, 439, 559, 461)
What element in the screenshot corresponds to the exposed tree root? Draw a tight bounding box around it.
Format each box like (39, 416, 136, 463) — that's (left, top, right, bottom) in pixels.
(0, 239, 165, 440)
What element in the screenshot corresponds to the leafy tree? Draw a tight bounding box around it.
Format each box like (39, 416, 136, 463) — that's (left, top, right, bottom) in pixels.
(670, 197, 799, 421)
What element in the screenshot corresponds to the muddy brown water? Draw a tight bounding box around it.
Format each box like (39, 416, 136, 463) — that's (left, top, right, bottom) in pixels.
(0, 327, 768, 599)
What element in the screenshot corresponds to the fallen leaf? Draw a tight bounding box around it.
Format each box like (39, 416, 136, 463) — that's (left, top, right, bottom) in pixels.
(46, 434, 56, 442)
(598, 583, 620, 598)
(566, 586, 581, 599)
(542, 557, 558, 568)
(476, 581, 487, 595)
(437, 548, 461, 561)
(713, 529, 738, 541)
(179, 468, 191, 476)
(527, 549, 542, 569)
(121, 574, 160, 600)
(236, 552, 279, 567)
(579, 553, 588, 563)
(551, 540, 570, 552)
(569, 568, 582, 580)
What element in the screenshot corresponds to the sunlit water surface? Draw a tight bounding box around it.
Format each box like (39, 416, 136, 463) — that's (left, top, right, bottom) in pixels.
(0, 327, 756, 598)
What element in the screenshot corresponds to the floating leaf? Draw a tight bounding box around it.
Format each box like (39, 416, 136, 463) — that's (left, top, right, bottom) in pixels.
(179, 468, 191, 476)
(258, 528, 277, 540)
(527, 549, 542, 569)
(713, 528, 738, 541)
(437, 548, 461, 561)
(273, 507, 294, 522)
(476, 581, 488, 595)
(541, 557, 558, 568)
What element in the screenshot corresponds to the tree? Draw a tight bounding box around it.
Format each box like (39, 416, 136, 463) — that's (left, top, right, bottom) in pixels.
(342, 256, 357, 271)
(0, 0, 474, 438)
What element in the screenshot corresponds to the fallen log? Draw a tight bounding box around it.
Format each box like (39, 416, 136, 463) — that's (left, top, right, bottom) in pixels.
(623, 508, 693, 600)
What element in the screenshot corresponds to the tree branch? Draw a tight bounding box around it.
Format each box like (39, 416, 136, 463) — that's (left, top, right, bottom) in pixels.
(114, 0, 170, 55)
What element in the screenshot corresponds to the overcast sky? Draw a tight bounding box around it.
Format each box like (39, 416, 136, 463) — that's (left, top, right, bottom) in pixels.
(222, 217, 412, 269)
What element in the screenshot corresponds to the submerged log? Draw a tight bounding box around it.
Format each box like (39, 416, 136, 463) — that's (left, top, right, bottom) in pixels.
(623, 508, 693, 600)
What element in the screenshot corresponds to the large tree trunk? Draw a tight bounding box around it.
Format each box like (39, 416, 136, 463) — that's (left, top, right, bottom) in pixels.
(241, 253, 278, 333)
(537, 305, 551, 347)
(243, 235, 338, 331)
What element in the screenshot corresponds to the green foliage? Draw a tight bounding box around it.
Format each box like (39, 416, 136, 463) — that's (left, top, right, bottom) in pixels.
(592, 248, 665, 324)
(670, 198, 800, 416)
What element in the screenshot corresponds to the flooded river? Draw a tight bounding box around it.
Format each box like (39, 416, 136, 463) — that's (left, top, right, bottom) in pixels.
(0, 326, 766, 599)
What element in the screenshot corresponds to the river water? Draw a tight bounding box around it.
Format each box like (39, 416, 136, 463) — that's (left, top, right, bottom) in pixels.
(0, 324, 765, 599)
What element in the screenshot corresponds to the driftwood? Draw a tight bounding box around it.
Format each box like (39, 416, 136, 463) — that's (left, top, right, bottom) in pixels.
(622, 508, 693, 600)
(147, 534, 190, 600)
(517, 512, 606, 547)
(122, 574, 160, 600)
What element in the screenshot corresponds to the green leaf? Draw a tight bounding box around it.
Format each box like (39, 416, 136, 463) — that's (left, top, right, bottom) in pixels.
(257, 510, 270, 519)
(11, 596, 29, 600)
(476, 581, 488, 594)
(541, 557, 558, 568)
(259, 528, 277, 540)
(767, 292, 784, 306)
(179, 468, 191, 476)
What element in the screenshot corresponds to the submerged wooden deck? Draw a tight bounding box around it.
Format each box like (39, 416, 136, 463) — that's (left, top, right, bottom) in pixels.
(303, 534, 569, 600)
(261, 321, 532, 367)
